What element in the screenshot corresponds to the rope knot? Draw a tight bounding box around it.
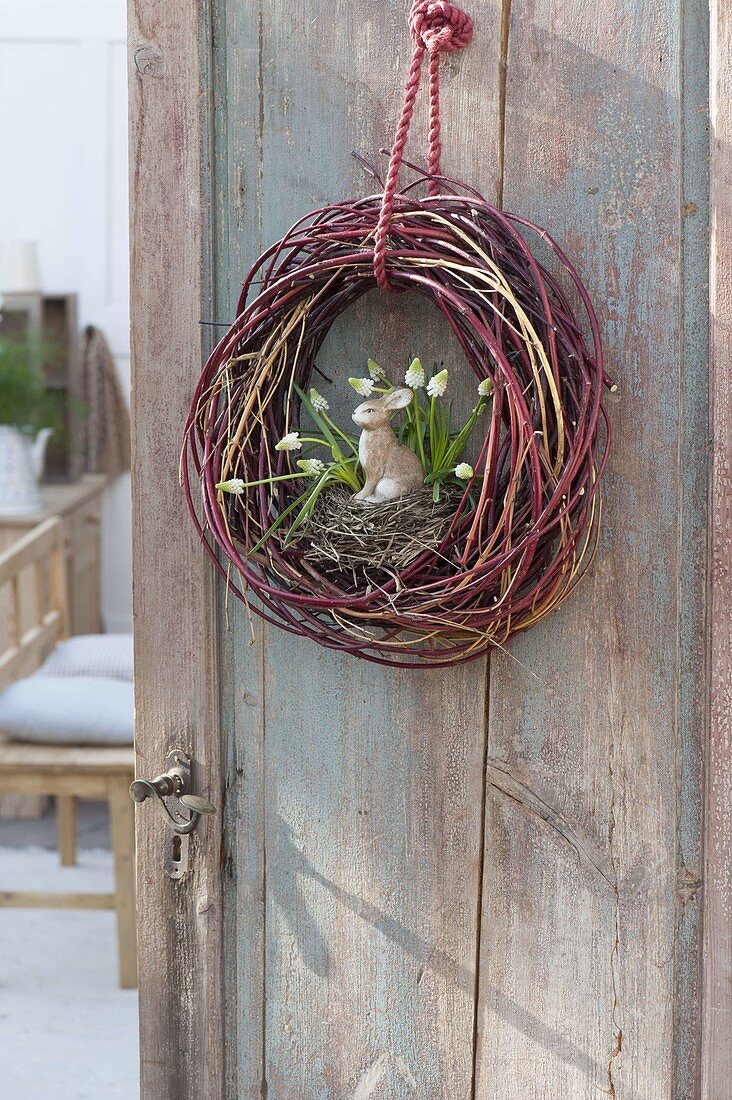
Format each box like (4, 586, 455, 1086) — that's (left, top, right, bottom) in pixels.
(374, 1, 474, 290)
(409, 0, 474, 54)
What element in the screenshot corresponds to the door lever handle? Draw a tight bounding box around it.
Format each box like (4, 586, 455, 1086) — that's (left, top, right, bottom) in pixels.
(130, 749, 215, 835)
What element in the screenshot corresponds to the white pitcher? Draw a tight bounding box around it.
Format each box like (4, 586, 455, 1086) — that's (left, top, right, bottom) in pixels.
(0, 425, 53, 517)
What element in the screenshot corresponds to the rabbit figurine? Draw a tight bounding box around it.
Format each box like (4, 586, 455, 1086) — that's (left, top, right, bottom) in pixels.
(352, 387, 424, 504)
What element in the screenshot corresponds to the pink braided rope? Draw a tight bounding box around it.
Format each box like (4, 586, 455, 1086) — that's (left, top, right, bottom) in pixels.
(427, 50, 442, 185)
(374, 0, 474, 290)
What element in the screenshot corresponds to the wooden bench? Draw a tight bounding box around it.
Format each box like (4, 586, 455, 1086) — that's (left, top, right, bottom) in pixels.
(0, 518, 136, 988)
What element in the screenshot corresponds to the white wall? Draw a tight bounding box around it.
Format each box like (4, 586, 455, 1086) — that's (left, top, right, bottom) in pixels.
(0, 0, 131, 631)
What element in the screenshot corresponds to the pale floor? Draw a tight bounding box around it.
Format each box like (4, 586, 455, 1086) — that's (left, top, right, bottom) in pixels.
(0, 797, 110, 849)
(0, 802, 139, 1100)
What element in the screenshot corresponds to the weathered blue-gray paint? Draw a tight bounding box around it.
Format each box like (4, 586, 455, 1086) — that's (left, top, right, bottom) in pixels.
(675, 0, 710, 1094)
(206, 3, 267, 1096)
(202, 0, 708, 1095)
(209, 2, 499, 1095)
(476, 1, 708, 1096)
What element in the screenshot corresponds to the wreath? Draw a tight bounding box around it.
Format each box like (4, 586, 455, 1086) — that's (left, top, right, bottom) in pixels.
(182, 2, 612, 668)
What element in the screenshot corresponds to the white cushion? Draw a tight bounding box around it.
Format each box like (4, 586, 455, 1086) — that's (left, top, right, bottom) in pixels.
(37, 634, 133, 682)
(0, 676, 133, 745)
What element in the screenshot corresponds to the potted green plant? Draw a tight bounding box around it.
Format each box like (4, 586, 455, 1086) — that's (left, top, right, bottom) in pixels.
(0, 333, 59, 516)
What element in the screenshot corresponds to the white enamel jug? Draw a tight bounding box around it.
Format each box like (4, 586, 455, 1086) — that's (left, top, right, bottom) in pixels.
(0, 425, 52, 517)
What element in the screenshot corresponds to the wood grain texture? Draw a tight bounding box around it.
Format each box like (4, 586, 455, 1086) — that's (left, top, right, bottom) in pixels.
(0, 891, 115, 908)
(130, 0, 711, 1093)
(207, 3, 267, 1095)
(208, 1, 502, 1094)
(57, 795, 77, 866)
(675, 0, 709, 1090)
(704, 0, 732, 1093)
(128, 1, 225, 1095)
(0, 744, 134, 772)
(475, 2, 708, 1098)
(262, 649, 486, 1096)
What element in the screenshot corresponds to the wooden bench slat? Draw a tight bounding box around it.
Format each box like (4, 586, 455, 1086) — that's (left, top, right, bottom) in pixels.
(0, 744, 135, 772)
(0, 891, 116, 910)
(0, 774, 124, 797)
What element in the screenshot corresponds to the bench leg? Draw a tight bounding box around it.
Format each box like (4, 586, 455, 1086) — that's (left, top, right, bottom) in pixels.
(57, 796, 77, 866)
(109, 779, 137, 989)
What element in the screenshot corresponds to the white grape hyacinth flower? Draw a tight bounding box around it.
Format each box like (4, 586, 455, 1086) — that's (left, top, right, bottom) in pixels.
(427, 368, 448, 398)
(404, 357, 425, 389)
(216, 477, 245, 494)
(348, 377, 375, 397)
(297, 458, 325, 476)
(455, 462, 474, 480)
(367, 359, 385, 381)
(309, 388, 329, 412)
(275, 431, 302, 452)
(478, 378, 493, 397)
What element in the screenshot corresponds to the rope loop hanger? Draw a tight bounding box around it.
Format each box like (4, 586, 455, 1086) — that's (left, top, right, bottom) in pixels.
(373, 0, 474, 290)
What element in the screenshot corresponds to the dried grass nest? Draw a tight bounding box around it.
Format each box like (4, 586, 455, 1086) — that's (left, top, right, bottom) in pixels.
(182, 170, 612, 668)
(299, 484, 465, 583)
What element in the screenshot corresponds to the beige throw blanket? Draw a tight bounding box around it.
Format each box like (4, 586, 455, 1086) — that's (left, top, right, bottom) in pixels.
(81, 325, 131, 477)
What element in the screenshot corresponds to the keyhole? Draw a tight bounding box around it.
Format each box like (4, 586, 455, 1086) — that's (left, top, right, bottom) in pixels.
(166, 832, 189, 879)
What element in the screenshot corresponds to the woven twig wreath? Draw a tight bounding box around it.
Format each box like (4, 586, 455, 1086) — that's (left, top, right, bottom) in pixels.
(182, 169, 612, 668)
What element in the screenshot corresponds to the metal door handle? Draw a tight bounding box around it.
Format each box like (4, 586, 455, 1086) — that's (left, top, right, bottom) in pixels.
(130, 749, 215, 835)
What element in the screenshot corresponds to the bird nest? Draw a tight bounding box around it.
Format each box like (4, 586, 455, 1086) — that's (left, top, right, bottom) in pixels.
(298, 484, 465, 583)
(182, 171, 612, 667)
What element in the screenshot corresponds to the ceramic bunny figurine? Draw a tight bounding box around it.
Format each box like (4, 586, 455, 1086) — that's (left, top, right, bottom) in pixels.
(352, 388, 424, 504)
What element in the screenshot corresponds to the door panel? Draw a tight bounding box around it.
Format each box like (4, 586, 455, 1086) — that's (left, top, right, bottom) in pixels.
(215, 3, 499, 1093)
(129, 3, 225, 1097)
(130, 0, 710, 1096)
(476, 2, 708, 1096)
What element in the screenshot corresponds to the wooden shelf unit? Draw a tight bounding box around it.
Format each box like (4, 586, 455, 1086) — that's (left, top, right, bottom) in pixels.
(0, 292, 84, 481)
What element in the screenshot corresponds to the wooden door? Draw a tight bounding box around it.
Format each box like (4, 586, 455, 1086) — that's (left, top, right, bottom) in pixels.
(129, 1, 727, 1097)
